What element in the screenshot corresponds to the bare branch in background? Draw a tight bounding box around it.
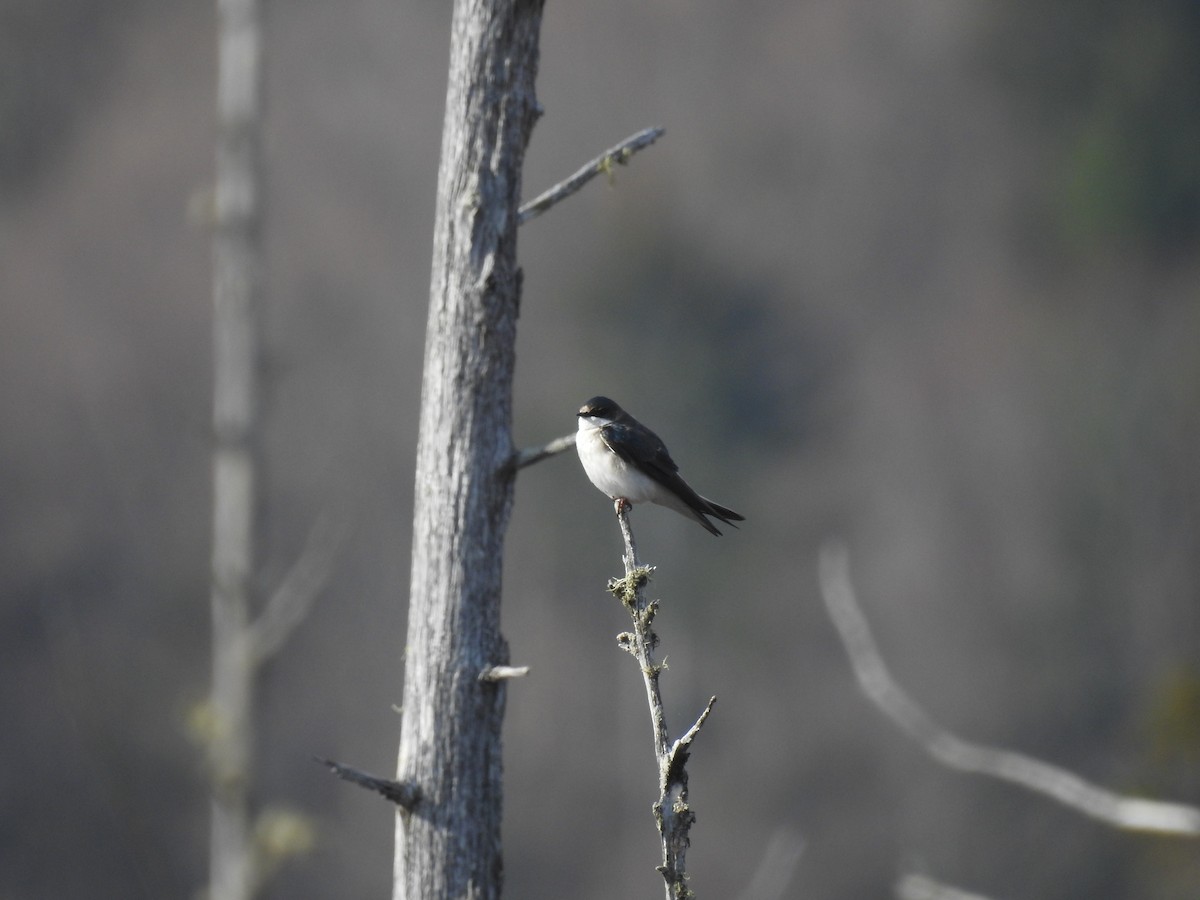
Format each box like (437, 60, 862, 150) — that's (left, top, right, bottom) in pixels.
(206, 4, 338, 896)
(250, 515, 348, 663)
(208, 0, 266, 895)
(896, 873, 997, 900)
(817, 540, 1200, 838)
(518, 126, 665, 225)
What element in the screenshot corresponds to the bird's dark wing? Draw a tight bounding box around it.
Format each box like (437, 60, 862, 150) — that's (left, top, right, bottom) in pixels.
(599, 420, 744, 535)
(599, 422, 679, 480)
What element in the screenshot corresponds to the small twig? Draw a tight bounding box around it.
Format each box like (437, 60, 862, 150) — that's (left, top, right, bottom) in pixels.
(478, 664, 531, 682)
(817, 540, 1200, 838)
(250, 515, 348, 662)
(666, 695, 716, 780)
(314, 757, 419, 811)
(613, 502, 715, 899)
(518, 126, 665, 224)
(509, 432, 576, 471)
(674, 695, 717, 752)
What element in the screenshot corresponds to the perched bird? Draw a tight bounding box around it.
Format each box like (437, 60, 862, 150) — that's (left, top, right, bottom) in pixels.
(575, 396, 744, 536)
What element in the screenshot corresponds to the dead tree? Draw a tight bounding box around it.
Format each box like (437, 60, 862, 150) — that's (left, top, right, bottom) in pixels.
(391, 1, 546, 898)
(298, 3, 666, 896)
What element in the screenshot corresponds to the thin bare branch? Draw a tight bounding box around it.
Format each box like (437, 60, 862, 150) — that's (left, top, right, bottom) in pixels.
(314, 757, 420, 811)
(510, 432, 576, 471)
(896, 873, 996, 900)
(817, 540, 1200, 838)
(610, 502, 713, 899)
(250, 515, 347, 663)
(518, 126, 665, 224)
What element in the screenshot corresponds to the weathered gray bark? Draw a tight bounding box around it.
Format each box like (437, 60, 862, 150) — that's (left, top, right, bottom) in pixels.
(393, 1, 545, 898)
(208, 0, 263, 897)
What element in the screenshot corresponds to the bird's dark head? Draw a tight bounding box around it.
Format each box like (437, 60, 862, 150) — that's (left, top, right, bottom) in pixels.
(578, 396, 622, 420)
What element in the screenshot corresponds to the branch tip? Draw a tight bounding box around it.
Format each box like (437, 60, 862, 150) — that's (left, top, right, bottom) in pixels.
(678, 695, 717, 749)
(478, 664, 530, 682)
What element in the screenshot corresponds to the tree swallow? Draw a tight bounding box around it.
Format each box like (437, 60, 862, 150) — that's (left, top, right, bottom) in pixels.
(576, 396, 744, 536)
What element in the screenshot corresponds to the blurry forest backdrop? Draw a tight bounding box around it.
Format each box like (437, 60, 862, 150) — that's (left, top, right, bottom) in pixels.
(3, 1, 1199, 898)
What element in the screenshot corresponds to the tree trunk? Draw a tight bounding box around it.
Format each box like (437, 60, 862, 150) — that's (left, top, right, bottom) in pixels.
(393, 1, 545, 898)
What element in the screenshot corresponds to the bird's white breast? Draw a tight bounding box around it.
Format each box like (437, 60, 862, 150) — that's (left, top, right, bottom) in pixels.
(576, 418, 660, 504)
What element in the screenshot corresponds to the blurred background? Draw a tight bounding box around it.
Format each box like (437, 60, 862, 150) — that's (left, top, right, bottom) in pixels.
(3, 0, 1199, 897)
